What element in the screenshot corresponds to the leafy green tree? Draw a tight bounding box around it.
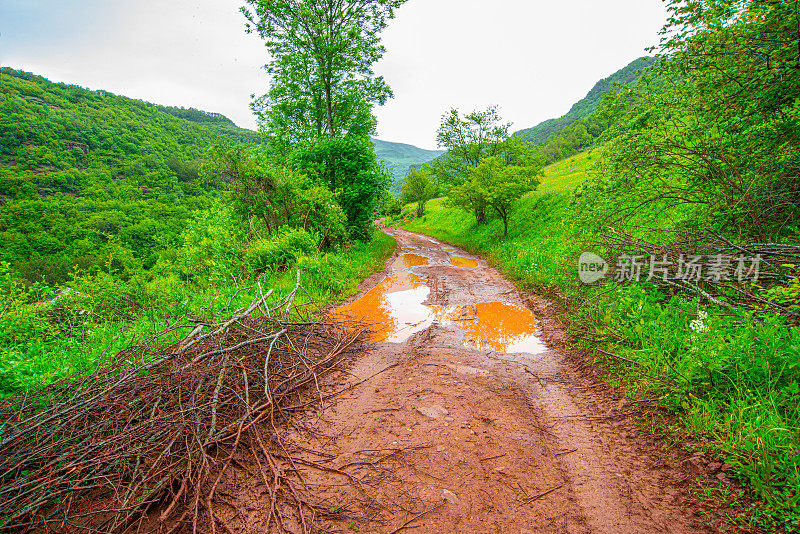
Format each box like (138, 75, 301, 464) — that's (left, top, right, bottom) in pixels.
(432, 107, 539, 221)
(448, 157, 540, 236)
(290, 137, 390, 240)
(436, 107, 511, 167)
(402, 168, 436, 217)
(243, 0, 406, 144)
(432, 106, 512, 191)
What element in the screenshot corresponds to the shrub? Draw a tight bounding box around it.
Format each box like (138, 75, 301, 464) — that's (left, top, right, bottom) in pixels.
(180, 203, 248, 282)
(245, 228, 318, 273)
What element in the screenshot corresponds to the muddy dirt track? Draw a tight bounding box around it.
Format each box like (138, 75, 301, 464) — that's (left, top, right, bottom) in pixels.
(241, 229, 732, 533)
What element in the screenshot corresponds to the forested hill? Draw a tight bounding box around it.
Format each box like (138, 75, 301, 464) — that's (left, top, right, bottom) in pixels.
(372, 138, 444, 195)
(154, 104, 262, 144)
(514, 56, 655, 144)
(0, 68, 254, 282)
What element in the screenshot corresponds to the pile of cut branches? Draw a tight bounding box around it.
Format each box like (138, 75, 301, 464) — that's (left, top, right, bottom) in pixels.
(0, 273, 370, 532)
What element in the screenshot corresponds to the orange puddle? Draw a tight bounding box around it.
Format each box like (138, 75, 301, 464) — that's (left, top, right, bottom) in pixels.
(336, 272, 545, 353)
(401, 246, 417, 251)
(443, 248, 455, 253)
(436, 303, 547, 354)
(450, 256, 478, 268)
(334, 271, 434, 343)
(392, 253, 429, 269)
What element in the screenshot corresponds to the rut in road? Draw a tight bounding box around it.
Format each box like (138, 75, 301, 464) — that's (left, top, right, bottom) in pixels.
(239, 229, 727, 533)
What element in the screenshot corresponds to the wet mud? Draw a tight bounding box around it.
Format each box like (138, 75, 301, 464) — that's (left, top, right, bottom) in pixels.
(271, 229, 730, 533)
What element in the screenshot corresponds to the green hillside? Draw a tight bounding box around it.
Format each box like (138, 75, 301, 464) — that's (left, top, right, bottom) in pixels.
(514, 57, 655, 144)
(154, 104, 263, 144)
(0, 68, 247, 281)
(535, 149, 595, 195)
(372, 138, 444, 195)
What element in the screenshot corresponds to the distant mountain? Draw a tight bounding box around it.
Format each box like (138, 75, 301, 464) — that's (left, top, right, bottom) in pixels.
(372, 139, 444, 195)
(514, 57, 655, 144)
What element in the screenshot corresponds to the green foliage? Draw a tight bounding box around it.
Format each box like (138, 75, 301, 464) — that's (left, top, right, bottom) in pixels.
(401, 168, 436, 217)
(376, 191, 401, 218)
(290, 137, 390, 240)
(209, 145, 349, 248)
(0, 68, 256, 276)
(0, 264, 53, 348)
(178, 203, 249, 283)
(243, 0, 405, 147)
(433, 107, 541, 188)
(593, 1, 800, 241)
(447, 156, 541, 236)
(155, 105, 236, 126)
(245, 228, 318, 273)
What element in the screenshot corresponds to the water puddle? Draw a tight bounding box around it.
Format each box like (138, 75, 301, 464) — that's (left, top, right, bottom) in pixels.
(450, 256, 478, 268)
(443, 248, 455, 253)
(392, 253, 429, 269)
(334, 271, 436, 343)
(437, 303, 547, 354)
(401, 246, 417, 251)
(335, 273, 545, 354)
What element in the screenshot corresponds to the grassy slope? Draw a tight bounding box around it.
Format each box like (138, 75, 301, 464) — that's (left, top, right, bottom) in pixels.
(400, 152, 799, 531)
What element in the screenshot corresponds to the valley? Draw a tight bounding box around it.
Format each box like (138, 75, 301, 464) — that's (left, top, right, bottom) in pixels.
(1, 1, 798, 532)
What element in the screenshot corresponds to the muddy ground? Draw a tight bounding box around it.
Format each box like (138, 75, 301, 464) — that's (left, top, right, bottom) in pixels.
(221, 228, 736, 533)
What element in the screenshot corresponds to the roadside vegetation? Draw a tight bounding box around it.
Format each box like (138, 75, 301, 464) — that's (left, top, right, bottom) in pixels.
(0, 0, 405, 397)
(397, 1, 800, 530)
(0, 1, 406, 530)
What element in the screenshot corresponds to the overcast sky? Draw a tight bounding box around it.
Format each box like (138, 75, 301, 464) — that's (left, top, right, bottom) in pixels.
(0, 0, 667, 149)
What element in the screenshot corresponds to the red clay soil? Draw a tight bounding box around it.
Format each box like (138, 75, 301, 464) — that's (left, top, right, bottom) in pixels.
(204, 228, 739, 533)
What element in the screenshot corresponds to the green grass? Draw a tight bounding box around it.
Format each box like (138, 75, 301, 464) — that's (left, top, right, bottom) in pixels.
(400, 154, 800, 532)
(0, 231, 396, 396)
(535, 149, 597, 195)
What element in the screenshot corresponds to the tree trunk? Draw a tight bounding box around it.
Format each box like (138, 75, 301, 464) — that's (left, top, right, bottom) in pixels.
(475, 205, 486, 224)
(417, 200, 424, 218)
(325, 79, 334, 139)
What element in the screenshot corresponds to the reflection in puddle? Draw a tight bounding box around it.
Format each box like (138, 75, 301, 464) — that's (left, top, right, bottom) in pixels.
(336, 273, 545, 353)
(437, 303, 547, 354)
(450, 256, 478, 268)
(402, 246, 417, 251)
(443, 248, 455, 253)
(392, 253, 429, 269)
(334, 272, 435, 343)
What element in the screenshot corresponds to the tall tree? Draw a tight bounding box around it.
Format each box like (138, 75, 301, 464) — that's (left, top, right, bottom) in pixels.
(436, 107, 512, 168)
(243, 0, 405, 145)
(432, 106, 537, 220)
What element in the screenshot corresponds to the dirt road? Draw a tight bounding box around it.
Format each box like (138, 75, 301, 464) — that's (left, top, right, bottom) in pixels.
(279, 229, 726, 533)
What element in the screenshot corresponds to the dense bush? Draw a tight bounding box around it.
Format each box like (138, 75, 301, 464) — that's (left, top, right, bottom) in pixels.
(290, 137, 391, 240)
(245, 228, 318, 273)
